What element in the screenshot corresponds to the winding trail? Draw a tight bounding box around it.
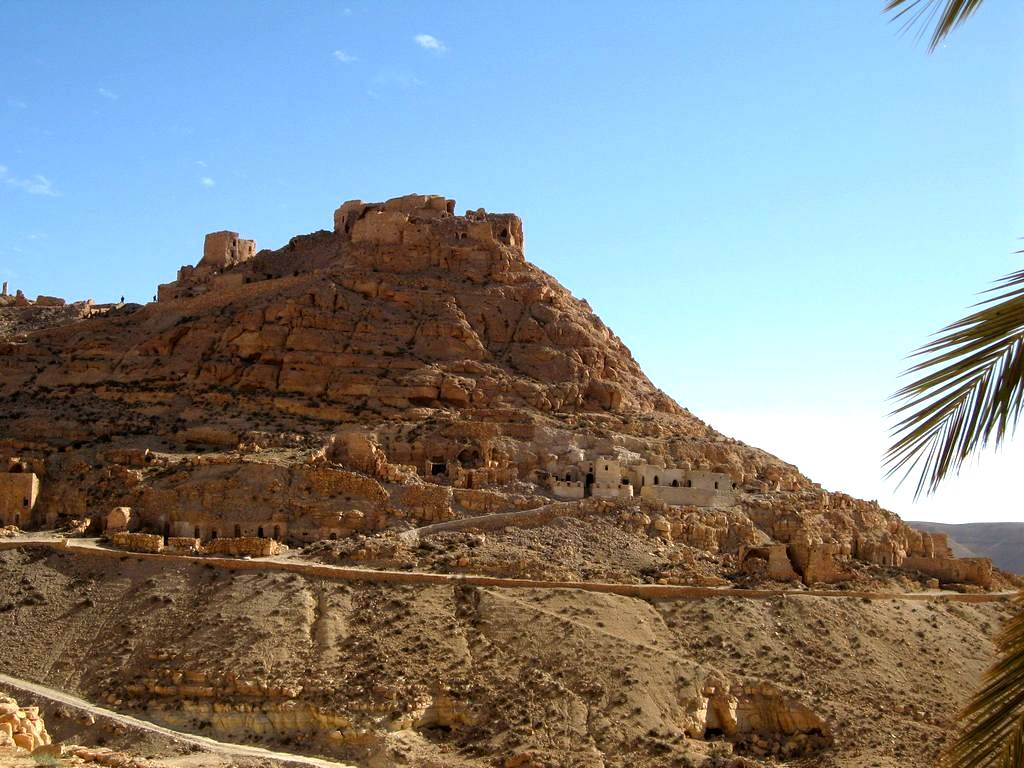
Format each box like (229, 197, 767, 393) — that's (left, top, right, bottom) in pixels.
(1, 537, 1015, 604)
(0, 672, 357, 768)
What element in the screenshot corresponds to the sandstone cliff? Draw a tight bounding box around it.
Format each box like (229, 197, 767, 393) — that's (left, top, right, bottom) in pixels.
(0, 194, 1000, 590)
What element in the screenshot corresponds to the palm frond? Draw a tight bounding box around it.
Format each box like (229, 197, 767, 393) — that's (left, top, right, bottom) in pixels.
(885, 267, 1024, 498)
(943, 592, 1024, 768)
(884, 0, 986, 51)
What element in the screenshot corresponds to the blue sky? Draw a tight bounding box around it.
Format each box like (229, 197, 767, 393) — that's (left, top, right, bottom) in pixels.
(2, 2, 1021, 522)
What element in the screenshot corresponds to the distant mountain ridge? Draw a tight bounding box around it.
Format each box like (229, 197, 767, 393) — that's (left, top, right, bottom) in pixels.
(909, 521, 1024, 575)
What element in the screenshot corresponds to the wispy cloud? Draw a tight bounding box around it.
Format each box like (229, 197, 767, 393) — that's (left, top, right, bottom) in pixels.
(7, 99, 27, 110)
(414, 34, 446, 53)
(195, 160, 207, 168)
(200, 177, 215, 188)
(333, 49, 357, 63)
(97, 87, 118, 100)
(26, 232, 48, 241)
(0, 165, 60, 197)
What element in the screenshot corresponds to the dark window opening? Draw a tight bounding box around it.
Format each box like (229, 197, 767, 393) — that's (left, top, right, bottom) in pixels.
(672, 479, 679, 487)
(22, 498, 29, 507)
(258, 526, 264, 538)
(211, 530, 218, 540)
(163, 523, 170, 545)
(621, 478, 629, 485)
(234, 524, 242, 537)
(330, 532, 338, 540)
(430, 462, 446, 476)
(273, 525, 281, 541)
(714, 482, 719, 489)
(653, 475, 660, 486)
(457, 447, 481, 469)
(194, 527, 201, 539)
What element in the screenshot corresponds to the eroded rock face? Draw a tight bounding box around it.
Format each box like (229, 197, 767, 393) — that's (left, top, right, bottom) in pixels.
(0, 194, 998, 591)
(0, 691, 51, 753)
(684, 678, 832, 760)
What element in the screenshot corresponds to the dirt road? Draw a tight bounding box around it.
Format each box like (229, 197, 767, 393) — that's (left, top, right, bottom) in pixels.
(0, 672, 357, 768)
(0, 536, 1015, 604)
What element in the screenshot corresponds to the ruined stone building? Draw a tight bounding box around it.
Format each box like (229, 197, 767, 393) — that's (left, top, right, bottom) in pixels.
(157, 230, 257, 301)
(0, 464, 38, 527)
(549, 456, 737, 507)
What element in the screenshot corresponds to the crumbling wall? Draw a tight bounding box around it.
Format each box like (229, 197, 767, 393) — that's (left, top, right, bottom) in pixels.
(111, 532, 164, 553)
(739, 544, 800, 582)
(902, 555, 993, 588)
(0, 472, 37, 527)
(205, 536, 284, 558)
(393, 484, 454, 523)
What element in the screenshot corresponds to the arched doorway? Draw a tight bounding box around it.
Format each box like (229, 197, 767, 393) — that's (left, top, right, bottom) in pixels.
(584, 472, 594, 497)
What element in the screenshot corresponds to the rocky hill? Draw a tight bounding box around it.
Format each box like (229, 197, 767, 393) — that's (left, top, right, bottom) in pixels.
(0, 194, 1016, 767)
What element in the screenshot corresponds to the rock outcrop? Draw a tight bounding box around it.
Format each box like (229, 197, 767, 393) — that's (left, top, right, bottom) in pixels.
(0, 194, 998, 589)
(0, 691, 51, 753)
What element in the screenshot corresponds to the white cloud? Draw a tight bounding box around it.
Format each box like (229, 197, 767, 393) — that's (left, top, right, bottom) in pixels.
(200, 177, 215, 187)
(195, 160, 207, 168)
(414, 34, 446, 53)
(333, 49, 357, 63)
(97, 87, 118, 100)
(0, 165, 60, 197)
(26, 232, 47, 241)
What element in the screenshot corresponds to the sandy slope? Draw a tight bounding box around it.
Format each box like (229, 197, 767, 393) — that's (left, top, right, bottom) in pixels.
(0, 546, 1016, 767)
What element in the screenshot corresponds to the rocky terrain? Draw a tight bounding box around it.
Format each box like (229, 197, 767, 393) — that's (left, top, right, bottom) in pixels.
(0, 193, 1018, 767)
(0, 546, 1016, 768)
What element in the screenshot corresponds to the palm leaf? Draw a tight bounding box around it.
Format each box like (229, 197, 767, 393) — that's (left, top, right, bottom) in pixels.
(884, 0, 987, 51)
(884, 267, 1024, 498)
(943, 591, 1024, 768)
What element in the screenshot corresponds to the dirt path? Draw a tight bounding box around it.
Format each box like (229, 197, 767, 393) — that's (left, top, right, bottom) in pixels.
(0, 537, 1015, 604)
(0, 672, 357, 768)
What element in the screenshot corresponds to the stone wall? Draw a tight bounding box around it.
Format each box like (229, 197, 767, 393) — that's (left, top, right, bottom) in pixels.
(166, 536, 200, 552)
(902, 555, 993, 589)
(0, 471, 37, 527)
(640, 484, 736, 508)
(393, 484, 454, 523)
(739, 544, 800, 582)
(201, 231, 256, 271)
(205, 536, 284, 557)
(111, 532, 164, 553)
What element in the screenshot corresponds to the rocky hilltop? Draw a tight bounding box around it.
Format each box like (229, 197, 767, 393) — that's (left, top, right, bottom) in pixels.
(0, 194, 1017, 768)
(0, 194, 999, 591)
